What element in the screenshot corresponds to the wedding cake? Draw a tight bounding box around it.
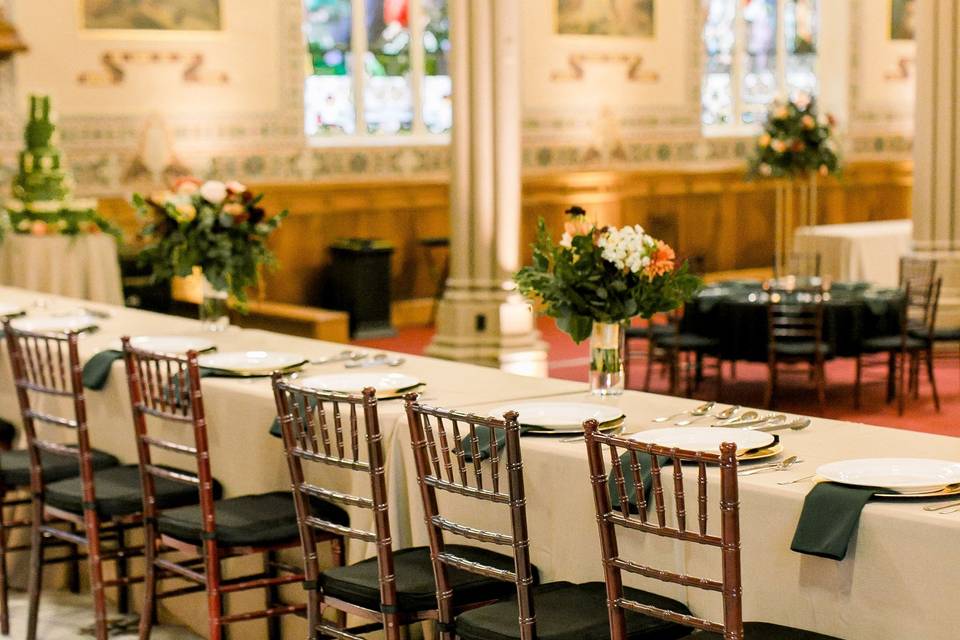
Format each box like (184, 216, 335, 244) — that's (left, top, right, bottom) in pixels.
(7, 95, 95, 213)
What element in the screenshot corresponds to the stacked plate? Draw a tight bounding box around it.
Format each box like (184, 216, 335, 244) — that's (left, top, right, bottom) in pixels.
(627, 427, 781, 461)
(114, 336, 217, 354)
(198, 351, 308, 376)
(0, 303, 24, 318)
(10, 314, 99, 334)
(297, 372, 423, 396)
(816, 458, 960, 497)
(486, 402, 625, 436)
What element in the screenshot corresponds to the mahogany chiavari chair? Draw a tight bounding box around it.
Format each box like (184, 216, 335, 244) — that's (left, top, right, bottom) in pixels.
(272, 375, 517, 639)
(123, 340, 327, 640)
(855, 279, 942, 415)
(582, 420, 841, 639)
(404, 395, 691, 640)
(3, 321, 154, 640)
(764, 285, 828, 413)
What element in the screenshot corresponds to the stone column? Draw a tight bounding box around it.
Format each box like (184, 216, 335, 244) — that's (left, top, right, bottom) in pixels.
(911, 0, 960, 329)
(426, 0, 547, 369)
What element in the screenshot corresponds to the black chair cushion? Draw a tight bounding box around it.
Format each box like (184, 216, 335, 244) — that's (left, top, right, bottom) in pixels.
(44, 464, 214, 518)
(455, 581, 691, 640)
(321, 545, 523, 613)
(0, 448, 119, 488)
(915, 327, 960, 342)
(691, 621, 841, 639)
(654, 333, 718, 352)
(626, 324, 674, 340)
(773, 342, 831, 358)
(158, 491, 347, 547)
(861, 335, 926, 353)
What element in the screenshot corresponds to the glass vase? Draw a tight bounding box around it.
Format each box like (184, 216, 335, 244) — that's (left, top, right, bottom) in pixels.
(589, 321, 626, 396)
(200, 276, 230, 332)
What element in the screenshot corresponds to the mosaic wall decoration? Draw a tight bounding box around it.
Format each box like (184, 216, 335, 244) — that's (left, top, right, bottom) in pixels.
(890, 0, 916, 41)
(556, 0, 655, 37)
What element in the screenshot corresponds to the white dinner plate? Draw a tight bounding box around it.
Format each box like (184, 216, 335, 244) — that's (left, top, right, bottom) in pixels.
(0, 303, 24, 318)
(816, 458, 960, 493)
(297, 372, 422, 395)
(628, 427, 775, 455)
(198, 351, 307, 374)
(10, 314, 99, 334)
(114, 336, 216, 354)
(486, 402, 624, 433)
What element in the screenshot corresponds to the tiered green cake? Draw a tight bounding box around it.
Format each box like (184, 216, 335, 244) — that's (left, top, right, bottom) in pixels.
(12, 95, 73, 205)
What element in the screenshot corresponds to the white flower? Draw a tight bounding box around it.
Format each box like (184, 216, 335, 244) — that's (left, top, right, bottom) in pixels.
(598, 224, 653, 274)
(560, 232, 574, 248)
(200, 180, 228, 205)
(225, 180, 247, 194)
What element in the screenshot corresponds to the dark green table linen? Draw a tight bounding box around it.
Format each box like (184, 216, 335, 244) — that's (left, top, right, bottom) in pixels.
(607, 450, 671, 512)
(82, 350, 123, 390)
(790, 482, 881, 560)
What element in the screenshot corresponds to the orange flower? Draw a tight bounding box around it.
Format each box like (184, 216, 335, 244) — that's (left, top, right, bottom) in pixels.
(30, 220, 48, 236)
(564, 217, 593, 238)
(645, 241, 676, 278)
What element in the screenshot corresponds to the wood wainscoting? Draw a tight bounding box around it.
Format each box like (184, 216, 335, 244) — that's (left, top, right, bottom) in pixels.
(100, 161, 912, 313)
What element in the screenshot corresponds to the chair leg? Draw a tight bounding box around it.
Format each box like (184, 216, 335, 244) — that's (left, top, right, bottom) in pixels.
(854, 355, 862, 410)
(816, 360, 826, 414)
(764, 362, 775, 409)
(886, 352, 897, 404)
(715, 357, 723, 401)
(85, 514, 109, 640)
(730, 360, 738, 379)
(897, 352, 906, 416)
(139, 525, 157, 640)
(116, 521, 129, 615)
(643, 345, 655, 392)
(0, 487, 8, 637)
(926, 348, 941, 412)
(26, 503, 44, 640)
(67, 522, 81, 595)
(264, 550, 281, 640)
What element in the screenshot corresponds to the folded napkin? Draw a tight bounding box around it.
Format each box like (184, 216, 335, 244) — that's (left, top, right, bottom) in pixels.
(607, 451, 671, 513)
(82, 350, 124, 390)
(790, 482, 881, 560)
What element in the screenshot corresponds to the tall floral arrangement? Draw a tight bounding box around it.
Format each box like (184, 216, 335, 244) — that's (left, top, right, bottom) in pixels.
(514, 207, 701, 344)
(133, 178, 287, 305)
(747, 96, 840, 179)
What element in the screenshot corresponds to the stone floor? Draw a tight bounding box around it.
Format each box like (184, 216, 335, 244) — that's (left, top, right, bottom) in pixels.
(5, 589, 200, 639)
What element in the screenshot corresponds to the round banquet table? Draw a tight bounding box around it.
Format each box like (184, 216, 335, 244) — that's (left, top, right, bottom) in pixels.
(0, 233, 124, 305)
(682, 280, 905, 362)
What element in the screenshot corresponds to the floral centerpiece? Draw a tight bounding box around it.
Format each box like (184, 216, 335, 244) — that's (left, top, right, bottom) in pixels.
(515, 207, 701, 395)
(133, 178, 287, 329)
(747, 95, 839, 179)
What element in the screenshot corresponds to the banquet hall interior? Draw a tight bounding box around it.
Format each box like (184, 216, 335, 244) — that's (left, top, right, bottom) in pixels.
(0, 0, 958, 638)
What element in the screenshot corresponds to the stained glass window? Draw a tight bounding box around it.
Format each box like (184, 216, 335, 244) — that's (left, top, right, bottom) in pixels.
(303, 0, 450, 138)
(702, 0, 819, 131)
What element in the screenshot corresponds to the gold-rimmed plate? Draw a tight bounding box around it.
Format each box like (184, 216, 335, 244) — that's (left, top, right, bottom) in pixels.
(738, 442, 783, 463)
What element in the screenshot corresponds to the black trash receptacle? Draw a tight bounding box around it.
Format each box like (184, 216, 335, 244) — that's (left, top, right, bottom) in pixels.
(323, 238, 396, 339)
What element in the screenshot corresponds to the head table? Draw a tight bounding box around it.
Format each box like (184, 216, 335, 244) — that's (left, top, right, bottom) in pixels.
(0, 285, 957, 640)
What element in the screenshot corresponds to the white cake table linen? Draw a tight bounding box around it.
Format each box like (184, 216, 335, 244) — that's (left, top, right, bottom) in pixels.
(793, 219, 912, 286)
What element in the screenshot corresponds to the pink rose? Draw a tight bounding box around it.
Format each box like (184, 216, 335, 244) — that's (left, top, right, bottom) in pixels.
(225, 180, 247, 194)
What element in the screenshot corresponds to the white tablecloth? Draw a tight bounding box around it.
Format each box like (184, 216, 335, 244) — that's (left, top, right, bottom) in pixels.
(0, 234, 124, 304)
(1, 286, 958, 639)
(793, 219, 912, 286)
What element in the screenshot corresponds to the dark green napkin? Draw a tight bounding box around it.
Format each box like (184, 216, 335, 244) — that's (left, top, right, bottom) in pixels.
(82, 350, 124, 390)
(790, 482, 881, 560)
(608, 451, 671, 512)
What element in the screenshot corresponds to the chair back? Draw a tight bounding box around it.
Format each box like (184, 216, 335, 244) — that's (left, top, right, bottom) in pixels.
(766, 286, 825, 360)
(777, 252, 821, 279)
(902, 278, 942, 343)
(271, 375, 394, 608)
(403, 395, 536, 638)
(120, 339, 217, 542)
(899, 256, 937, 292)
(2, 321, 96, 501)
(582, 421, 742, 639)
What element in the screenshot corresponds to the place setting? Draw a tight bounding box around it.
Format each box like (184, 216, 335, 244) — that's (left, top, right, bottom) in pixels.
(791, 457, 960, 560)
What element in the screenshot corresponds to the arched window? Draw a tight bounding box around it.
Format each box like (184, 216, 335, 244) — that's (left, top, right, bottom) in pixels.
(303, 0, 451, 138)
(702, 0, 818, 131)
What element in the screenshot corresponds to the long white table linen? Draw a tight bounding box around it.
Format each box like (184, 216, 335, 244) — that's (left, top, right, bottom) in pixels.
(793, 219, 912, 286)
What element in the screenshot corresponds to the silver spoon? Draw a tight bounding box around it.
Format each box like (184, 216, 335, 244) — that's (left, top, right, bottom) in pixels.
(677, 405, 740, 426)
(754, 417, 811, 433)
(777, 474, 815, 485)
(653, 402, 715, 423)
(311, 350, 365, 365)
(738, 455, 801, 476)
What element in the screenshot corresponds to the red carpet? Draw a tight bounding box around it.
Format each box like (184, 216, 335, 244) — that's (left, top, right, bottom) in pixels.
(355, 318, 960, 438)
